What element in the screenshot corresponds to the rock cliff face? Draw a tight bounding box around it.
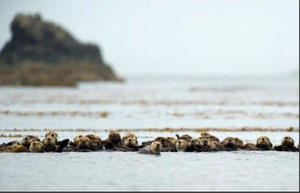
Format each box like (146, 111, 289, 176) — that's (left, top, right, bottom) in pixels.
(0, 13, 122, 86)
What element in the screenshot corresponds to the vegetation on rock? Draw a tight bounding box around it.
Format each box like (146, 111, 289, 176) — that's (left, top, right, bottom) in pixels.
(0, 13, 122, 86)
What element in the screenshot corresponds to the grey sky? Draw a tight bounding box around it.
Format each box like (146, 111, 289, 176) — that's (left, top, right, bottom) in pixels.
(0, 0, 298, 76)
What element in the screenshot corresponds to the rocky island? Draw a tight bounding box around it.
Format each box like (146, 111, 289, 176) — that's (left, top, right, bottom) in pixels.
(0, 13, 122, 86)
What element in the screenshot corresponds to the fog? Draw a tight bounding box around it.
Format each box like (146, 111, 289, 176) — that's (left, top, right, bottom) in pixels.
(0, 0, 298, 76)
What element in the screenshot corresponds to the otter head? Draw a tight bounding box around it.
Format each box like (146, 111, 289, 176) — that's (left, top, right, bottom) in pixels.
(86, 134, 102, 150)
(42, 136, 57, 146)
(281, 136, 294, 148)
(166, 137, 177, 145)
(256, 136, 272, 150)
(201, 132, 219, 142)
(22, 136, 31, 147)
(200, 132, 212, 138)
(175, 139, 188, 152)
(222, 137, 236, 148)
(154, 137, 170, 148)
(29, 141, 44, 152)
(123, 136, 137, 148)
(180, 134, 192, 142)
(166, 137, 177, 151)
(188, 138, 200, 147)
(122, 133, 138, 148)
(108, 130, 121, 144)
(45, 131, 58, 142)
(234, 138, 244, 149)
(77, 136, 91, 149)
(199, 136, 211, 147)
(150, 141, 162, 154)
(85, 134, 100, 141)
(21, 135, 40, 147)
(125, 133, 137, 141)
(74, 135, 84, 144)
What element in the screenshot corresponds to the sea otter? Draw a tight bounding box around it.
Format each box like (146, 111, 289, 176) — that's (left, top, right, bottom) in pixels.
(42, 135, 69, 152)
(153, 136, 173, 152)
(244, 143, 260, 151)
(3, 140, 20, 147)
(256, 136, 272, 150)
(166, 137, 177, 152)
(117, 133, 139, 151)
(29, 141, 45, 152)
(102, 130, 122, 150)
(42, 136, 57, 152)
(85, 134, 102, 151)
(166, 137, 177, 145)
(221, 137, 237, 151)
(200, 132, 220, 142)
(197, 136, 211, 152)
(176, 134, 192, 142)
(233, 137, 244, 149)
(186, 138, 201, 152)
(175, 139, 188, 152)
(67, 134, 97, 152)
(21, 135, 40, 148)
(1, 141, 20, 152)
(45, 131, 58, 142)
(76, 136, 91, 150)
(274, 136, 299, 152)
(3, 144, 29, 153)
(138, 141, 162, 155)
(73, 134, 84, 144)
(209, 140, 225, 151)
(108, 130, 121, 145)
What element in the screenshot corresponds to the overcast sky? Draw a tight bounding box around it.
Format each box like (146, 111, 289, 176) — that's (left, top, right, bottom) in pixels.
(0, 0, 298, 76)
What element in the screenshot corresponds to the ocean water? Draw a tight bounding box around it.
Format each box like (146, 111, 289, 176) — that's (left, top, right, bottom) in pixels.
(0, 74, 299, 191)
(0, 151, 299, 191)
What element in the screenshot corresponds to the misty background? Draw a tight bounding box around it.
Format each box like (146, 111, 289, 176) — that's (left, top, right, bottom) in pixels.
(0, 0, 298, 77)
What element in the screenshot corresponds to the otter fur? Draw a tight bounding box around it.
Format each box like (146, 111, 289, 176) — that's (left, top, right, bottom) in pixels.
(197, 136, 211, 152)
(243, 143, 260, 151)
(29, 141, 44, 152)
(221, 137, 237, 151)
(176, 134, 192, 142)
(4, 144, 29, 153)
(68, 134, 101, 151)
(153, 136, 174, 152)
(42, 136, 57, 152)
(138, 141, 162, 155)
(166, 137, 177, 145)
(45, 131, 58, 142)
(186, 138, 201, 152)
(274, 136, 299, 152)
(175, 139, 188, 152)
(85, 134, 102, 151)
(256, 136, 272, 150)
(119, 133, 139, 151)
(42, 136, 69, 152)
(76, 136, 91, 150)
(200, 132, 220, 142)
(5, 140, 20, 146)
(102, 130, 122, 150)
(209, 141, 225, 151)
(233, 137, 244, 149)
(21, 135, 40, 148)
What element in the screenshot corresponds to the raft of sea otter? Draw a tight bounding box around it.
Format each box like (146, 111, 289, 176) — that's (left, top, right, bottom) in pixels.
(0, 131, 299, 155)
